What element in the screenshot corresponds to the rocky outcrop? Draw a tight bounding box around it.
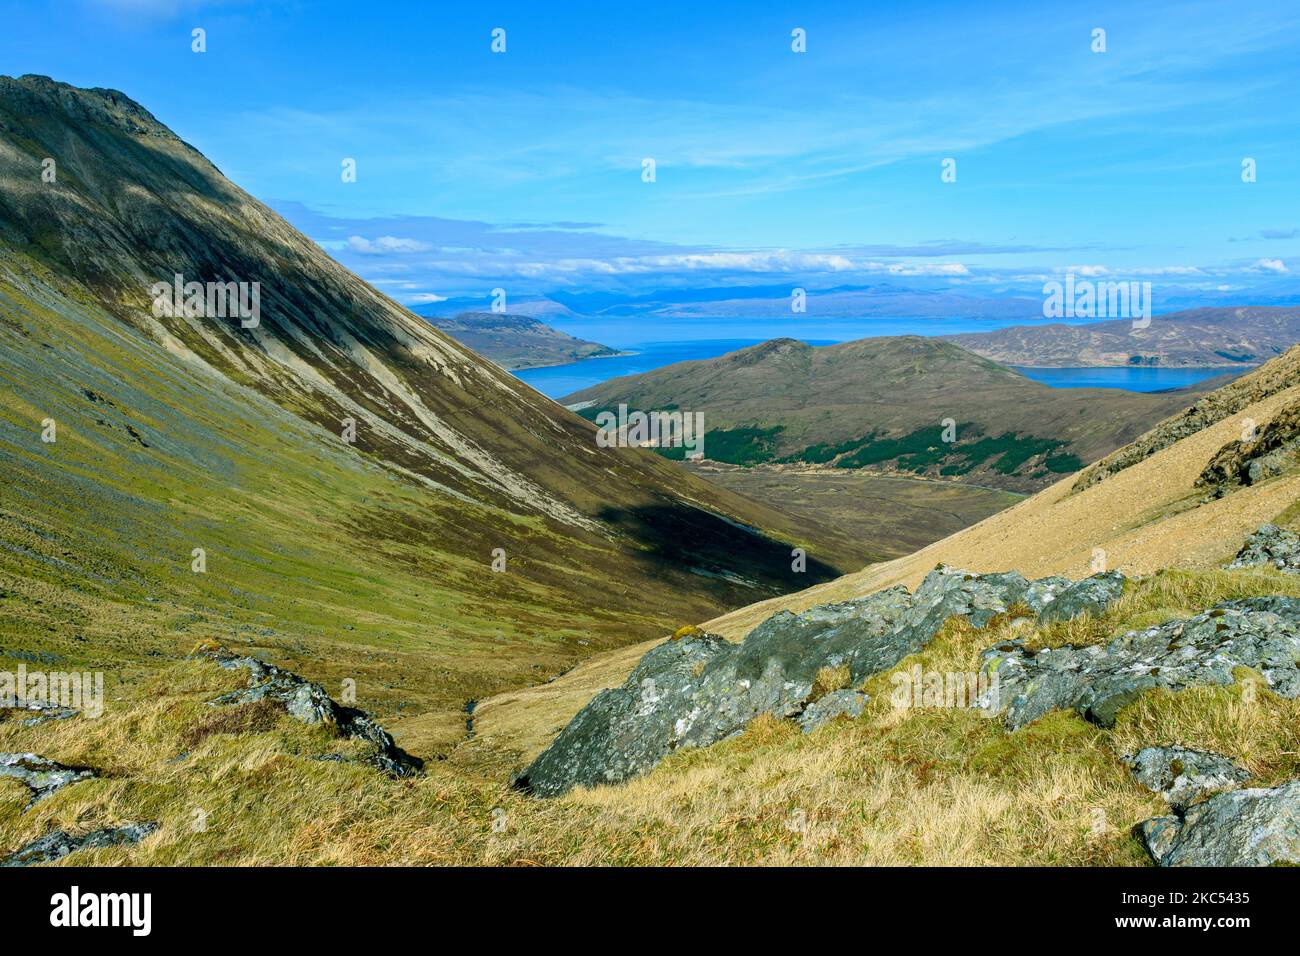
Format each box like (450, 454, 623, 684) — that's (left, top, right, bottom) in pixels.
(0, 699, 79, 727)
(195, 647, 422, 777)
(798, 689, 869, 733)
(0, 753, 94, 809)
(1037, 571, 1125, 622)
(1127, 746, 1249, 809)
(1228, 524, 1300, 572)
(1138, 781, 1300, 866)
(1197, 401, 1300, 492)
(1072, 347, 1300, 492)
(979, 597, 1300, 729)
(1, 822, 157, 867)
(517, 567, 1126, 797)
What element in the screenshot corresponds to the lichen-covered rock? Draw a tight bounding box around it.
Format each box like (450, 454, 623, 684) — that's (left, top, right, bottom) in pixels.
(1228, 524, 1300, 573)
(1137, 816, 1182, 862)
(0, 699, 79, 727)
(1, 822, 157, 867)
(0, 753, 94, 809)
(1037, 570, 1126, 623)
(1197, 401, 1300, 491)
(980, 597, 1300, 729)
(1127, 746, 1249, 809)
(798, 689, 869, 733)
(196, 648, 422, 777)
(1138, 781, 1300, 866)
(518, 566, 1127, 797)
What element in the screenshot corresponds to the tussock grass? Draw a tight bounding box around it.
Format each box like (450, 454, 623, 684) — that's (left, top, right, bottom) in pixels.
(3, 566, 1297, 866)
(1020, 566, 1300, 652)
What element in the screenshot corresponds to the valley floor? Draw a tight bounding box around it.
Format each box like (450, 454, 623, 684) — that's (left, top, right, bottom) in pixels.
(685, 462, 1023, 564)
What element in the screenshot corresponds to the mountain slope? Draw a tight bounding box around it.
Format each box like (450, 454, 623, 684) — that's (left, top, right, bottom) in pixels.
(564, 336, 1204, 492)
(420, 311, 628, 370)
(944, 307, 1300, 368)
(0, 75, 845, 751)
(473, 344, 1300, 762)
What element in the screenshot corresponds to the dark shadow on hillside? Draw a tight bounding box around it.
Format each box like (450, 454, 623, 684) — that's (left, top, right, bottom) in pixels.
(596, 501, 844, 600)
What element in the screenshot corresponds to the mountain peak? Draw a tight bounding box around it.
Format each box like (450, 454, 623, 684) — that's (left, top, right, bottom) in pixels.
(2, 73, 171, 139)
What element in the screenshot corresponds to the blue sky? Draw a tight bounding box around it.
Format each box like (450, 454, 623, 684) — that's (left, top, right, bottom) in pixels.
(4, 0, 1300, 305)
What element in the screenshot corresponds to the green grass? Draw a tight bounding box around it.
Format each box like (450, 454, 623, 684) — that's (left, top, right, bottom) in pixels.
(783, 424, 1077, 479)
(656, 425, 784, 465)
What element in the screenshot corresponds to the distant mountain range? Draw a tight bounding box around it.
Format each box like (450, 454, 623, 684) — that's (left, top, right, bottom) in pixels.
(944, 307, 1300, 368)
(422, 311, 627, 370)
(563, 336, 1213, 493)
(420, 284, 1300, 325)
(422, 284, 1045, 321)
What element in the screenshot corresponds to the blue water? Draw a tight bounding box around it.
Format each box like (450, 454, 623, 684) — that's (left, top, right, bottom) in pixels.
(1013, 366, 1230, 392)
(510, 317, 1240, 399)
(515, 339, 835, 398)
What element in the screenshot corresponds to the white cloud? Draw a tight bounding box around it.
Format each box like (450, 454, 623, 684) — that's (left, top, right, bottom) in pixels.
(346, 235, 433, 255)
(1253, 258, 1288, 273)
(881, 262, 970, 277)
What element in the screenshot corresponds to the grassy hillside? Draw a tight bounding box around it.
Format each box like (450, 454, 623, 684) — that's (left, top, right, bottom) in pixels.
(5, 74, 1299, 869)
(7, 560, 1298, 865)
(0, 75, 850, 755)
(945, 306, 1300, 368)
(565, 336, 1204, 492)
(472, 346, 1300, 810)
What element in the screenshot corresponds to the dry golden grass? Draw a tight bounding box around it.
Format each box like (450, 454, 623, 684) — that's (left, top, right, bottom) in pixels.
(5, 564, 1295, 866)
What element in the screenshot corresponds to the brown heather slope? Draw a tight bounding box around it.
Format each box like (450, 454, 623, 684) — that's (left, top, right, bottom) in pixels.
(564, 335, 1206, 493)
(0, 76, 850, 752)
(945, 306, 1300, 368)
(475, 345, 1300, 761)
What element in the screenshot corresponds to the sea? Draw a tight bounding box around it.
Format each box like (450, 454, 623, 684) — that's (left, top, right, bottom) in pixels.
(510, 316, 1232, 400)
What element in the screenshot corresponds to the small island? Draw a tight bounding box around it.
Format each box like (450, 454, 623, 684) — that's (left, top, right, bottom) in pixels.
(423, 311, 631, 370)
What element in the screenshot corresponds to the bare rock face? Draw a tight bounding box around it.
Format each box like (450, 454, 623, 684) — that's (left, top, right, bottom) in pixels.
(1228, 524, 1300, 573)
(0, 700, 79, 727)
(516, 567, 1125, 798)
(1138, 781, 1300, 866)
(1, 822, 157, 867)
(1197, 401, 1300, 492)
(196, 647, 422, 778)
(798, 690, 869, 733)
(979, 597, 1300, 729)
(1127, 746, 1250, 809)
(0, 752, 95, 809)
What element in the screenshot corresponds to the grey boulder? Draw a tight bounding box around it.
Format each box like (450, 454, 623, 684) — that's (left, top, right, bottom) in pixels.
(1, 822, 157, 867)
(197, 648, 422, 777)
(518, 566, 1127, 797)
(0, 752, 94, 809)
(980, 597, 1300, 729)
(1037, 570, 1126, 623)
(1127, 746, 1249, 809)
(798, 689, 869, 733)
(1228, 524, 1300, 573)
(1138, 781, 1300, 866)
